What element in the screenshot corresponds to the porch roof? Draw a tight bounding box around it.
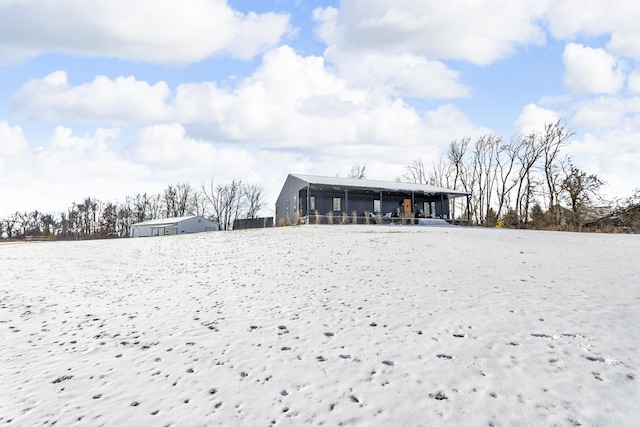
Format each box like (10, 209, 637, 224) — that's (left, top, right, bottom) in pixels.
(292, 174, 470, 198)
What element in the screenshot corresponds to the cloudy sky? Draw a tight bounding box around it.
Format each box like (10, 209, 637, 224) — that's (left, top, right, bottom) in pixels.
(1, 0, 639, 217)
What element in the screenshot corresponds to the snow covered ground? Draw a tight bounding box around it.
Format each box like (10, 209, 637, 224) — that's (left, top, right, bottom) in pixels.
(1, 225, 639, 426)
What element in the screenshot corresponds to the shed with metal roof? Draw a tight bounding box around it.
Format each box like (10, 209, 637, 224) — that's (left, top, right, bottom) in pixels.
(129, 215, 219, 237)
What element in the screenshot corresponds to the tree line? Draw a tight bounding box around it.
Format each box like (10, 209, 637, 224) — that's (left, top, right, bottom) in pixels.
(0, 180, 265, 239)
(396, 120, 640, 232)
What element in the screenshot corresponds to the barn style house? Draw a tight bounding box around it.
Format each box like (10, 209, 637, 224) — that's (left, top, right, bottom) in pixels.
(276, 174, 470, 225)
(129, 215, 219, 237)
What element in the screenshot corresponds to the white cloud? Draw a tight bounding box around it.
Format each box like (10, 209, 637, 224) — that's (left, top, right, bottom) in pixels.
(546, 0, 613, 39)
(314, 1, 548, 66)
(129, 124, 224, 171)
(572, 96, 640, 130)
(34, 126, 130, 180)
(0, 121, 29, 158)
(310, 1, 548, 102)
(0, 126, 147, 215)
(568, 129, 640, 200)
(608, 31, 640, 60)
(547, 0, 640, 59)
(514, 104, 560, 135)
(9, 45, 485, 164)
(321, 51, 470, 99)
(13, 71, 172, 124)
(423, 104, 488, 145)
(0, 0, 290, 64)
(0, 123, 284, 216)
(174, 46, 445, 151)
(562, 43, 626, 94)
(629, 69, 640, 93)
(126, 124, 298, 191)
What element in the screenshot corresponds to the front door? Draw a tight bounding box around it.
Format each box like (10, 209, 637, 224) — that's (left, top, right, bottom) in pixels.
(403, 199, 412, 217)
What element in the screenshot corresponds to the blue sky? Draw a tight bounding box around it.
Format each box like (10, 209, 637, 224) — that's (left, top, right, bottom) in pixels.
(1, 0, 639, 216)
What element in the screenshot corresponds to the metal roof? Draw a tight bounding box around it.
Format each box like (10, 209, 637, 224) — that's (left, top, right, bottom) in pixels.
(131, 215, 201, 227)
(290, 174, 470, 197)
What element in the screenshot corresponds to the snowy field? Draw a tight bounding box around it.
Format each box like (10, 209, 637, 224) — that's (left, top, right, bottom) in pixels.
(1, 225, 639, 426)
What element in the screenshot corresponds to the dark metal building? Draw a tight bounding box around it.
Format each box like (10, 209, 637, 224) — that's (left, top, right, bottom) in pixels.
(275, 174, 471, 225)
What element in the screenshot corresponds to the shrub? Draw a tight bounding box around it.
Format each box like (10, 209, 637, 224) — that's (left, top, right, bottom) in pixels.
(501, 209, 519, 228)
(278, 217, 292, 227)
(484, 208, 498, 227)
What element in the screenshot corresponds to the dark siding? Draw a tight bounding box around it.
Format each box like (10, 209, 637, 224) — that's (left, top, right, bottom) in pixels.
(276, 174, 460, 225)
(275, 175, 307, 224)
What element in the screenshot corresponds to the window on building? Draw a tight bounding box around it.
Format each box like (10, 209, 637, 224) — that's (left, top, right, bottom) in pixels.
(310, 196, 316, 211)
(424, 201, 436, 217)
(373, 200, 381, 213)
(333, 197, 341, 211)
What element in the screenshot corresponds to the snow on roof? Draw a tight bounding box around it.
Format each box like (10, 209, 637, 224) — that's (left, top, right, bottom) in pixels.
(130, 215, 200, 227)
(291, 173, 470, 196)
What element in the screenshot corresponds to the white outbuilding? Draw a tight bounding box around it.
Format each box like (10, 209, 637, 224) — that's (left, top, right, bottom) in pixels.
(129, 215, 219, 238)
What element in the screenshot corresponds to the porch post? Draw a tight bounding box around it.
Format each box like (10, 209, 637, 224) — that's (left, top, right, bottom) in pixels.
(345, 188, 349, 214)
(306, 186, 310, 224)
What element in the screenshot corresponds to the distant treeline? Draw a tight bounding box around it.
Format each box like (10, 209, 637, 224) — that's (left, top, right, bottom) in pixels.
(0, 180, 265, 239)
(395, 120, 640, 233)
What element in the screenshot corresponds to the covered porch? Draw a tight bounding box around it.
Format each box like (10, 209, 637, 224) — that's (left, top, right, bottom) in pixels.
(296, 184, 470, 225)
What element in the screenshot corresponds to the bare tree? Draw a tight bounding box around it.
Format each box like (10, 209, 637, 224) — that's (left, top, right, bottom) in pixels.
(1, 213, 18, 239)
(447, 138, 471, 220)
(163, 185, 178, 218)
(430, 154, 454, 188)
(470, 134, 501, 224)
(616, 188, 640, 231)
(561, 161, 604, 229)
(393, 122, 575, 227)
(163, 183, 193, 217)
(512, 132, 545, 225)
(129, 192, 160, 223)
(494, 136, 522, 219)
(202, 179, 243, 230)
(116, 201, 133, 237)
(348, 163, 367, 180)
(397, 158, 431, 184)
(244, 183, 265, 219)
(98, 203, 118, 237)
(540, 120, 573, 224)
(189, 191, 207, 216)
